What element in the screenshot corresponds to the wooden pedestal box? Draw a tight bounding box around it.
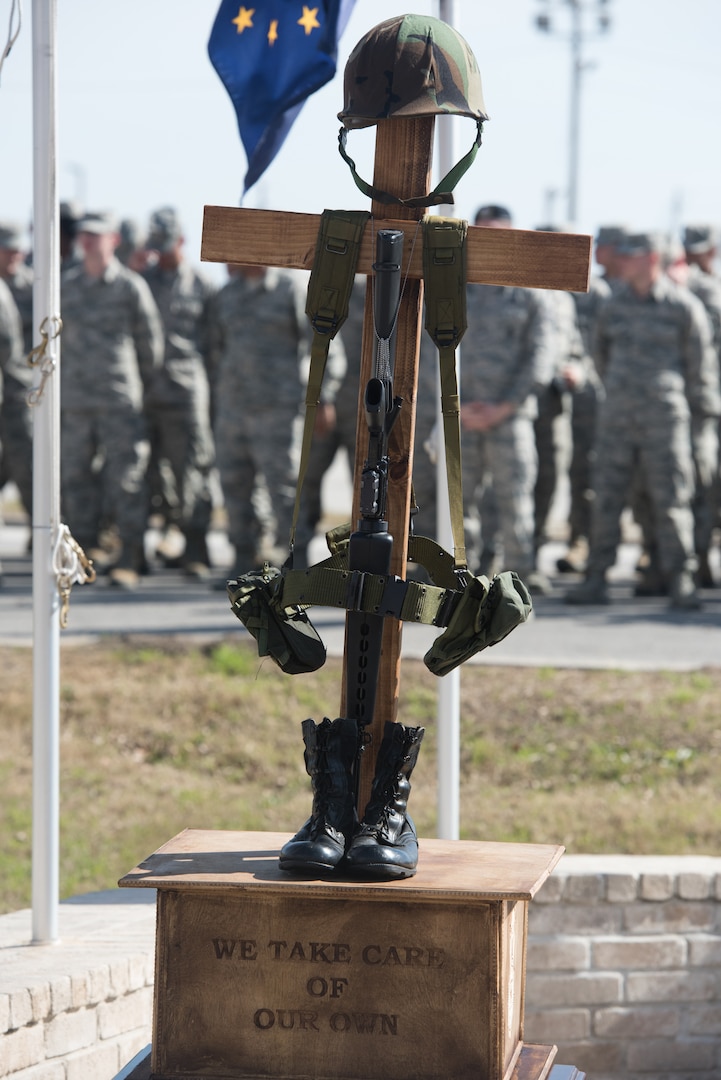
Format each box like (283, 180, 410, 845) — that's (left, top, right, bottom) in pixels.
(119, 830, 564, 1080)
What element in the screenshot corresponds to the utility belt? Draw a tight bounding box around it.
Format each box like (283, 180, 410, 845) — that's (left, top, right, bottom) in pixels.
(228, 524, 531, 680)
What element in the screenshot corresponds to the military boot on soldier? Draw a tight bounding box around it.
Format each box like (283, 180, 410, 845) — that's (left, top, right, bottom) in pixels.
(564, 570, 609, 605)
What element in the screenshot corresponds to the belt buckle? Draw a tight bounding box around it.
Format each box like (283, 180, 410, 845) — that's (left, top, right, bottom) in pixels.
(346, 569, 367, 612)
(378, 576, 407, 619)
(434, 588, 460, 627)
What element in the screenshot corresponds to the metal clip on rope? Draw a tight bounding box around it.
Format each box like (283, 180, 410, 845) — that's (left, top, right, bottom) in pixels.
(51, 524, 96, 628)
(26, 315, 63, 407)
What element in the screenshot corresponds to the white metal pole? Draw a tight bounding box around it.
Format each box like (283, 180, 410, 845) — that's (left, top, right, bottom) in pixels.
(31, 0, 61, 945)
(567, 0, 582, 225)
(435, 0, 461, 841)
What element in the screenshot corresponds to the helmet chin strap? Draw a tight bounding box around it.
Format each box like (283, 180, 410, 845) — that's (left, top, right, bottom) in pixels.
(338, 120, 484, 209)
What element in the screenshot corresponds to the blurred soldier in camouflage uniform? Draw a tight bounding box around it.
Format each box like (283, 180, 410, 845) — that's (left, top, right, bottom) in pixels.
(117, 219, 154, 275)
(531, 225, 590, 560)
(565, 231, 721, 610)
(0, 222, 33, 519)
(557, 226, 624, 574)
(209, 264, 345, 577)
(683, 224, 721, 585)
(60, 211, 164, 589)
(143, 207, 217, 578)
(60, 201, 83, 270)
(0, 274, 25, 583)
(460, 205, 555, 592)
(630, 234, 720, 594)
(532, 285, 585, 553)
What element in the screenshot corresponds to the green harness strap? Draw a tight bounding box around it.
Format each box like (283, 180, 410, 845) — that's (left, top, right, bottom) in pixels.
(286, 213, 470, 609)
(422, 215, 469, 572)
(289, 208, 369, 553)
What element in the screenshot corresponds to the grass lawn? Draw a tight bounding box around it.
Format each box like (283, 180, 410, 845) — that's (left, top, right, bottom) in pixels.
(3, 638, 720, 914)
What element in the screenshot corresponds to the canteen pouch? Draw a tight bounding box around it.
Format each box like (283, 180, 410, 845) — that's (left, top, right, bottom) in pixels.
(424, 571, 533, 677)
(227, 564, 326, 675)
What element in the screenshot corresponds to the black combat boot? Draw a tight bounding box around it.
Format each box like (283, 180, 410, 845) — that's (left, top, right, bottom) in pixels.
(345, 722, 425, 880)
(182, 528, 212, 580)
(279, 717, 358, 875)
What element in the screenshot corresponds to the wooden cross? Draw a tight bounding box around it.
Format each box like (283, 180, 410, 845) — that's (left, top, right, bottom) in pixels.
(202, 116, 591, 811)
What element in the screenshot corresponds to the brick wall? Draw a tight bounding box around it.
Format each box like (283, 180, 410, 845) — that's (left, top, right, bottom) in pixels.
(526, 855, 721, 1079)
(0, 891, 156, 1080)
(0, 951, 153, 1080)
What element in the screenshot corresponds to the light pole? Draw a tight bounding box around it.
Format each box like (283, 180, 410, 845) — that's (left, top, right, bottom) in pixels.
(534, 0, 612, 225)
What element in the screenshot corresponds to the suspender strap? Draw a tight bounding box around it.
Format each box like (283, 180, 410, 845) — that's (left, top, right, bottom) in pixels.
(289, 209, 370, 551)
(422, 215, 469, 570)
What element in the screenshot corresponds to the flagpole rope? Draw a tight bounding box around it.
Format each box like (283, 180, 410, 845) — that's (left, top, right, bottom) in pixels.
(0, 0, 22, 84)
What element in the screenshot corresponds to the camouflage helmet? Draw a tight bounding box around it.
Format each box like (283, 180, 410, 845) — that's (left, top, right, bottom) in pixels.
(338, 14, 488, 129)
(337, 15, 488, 209)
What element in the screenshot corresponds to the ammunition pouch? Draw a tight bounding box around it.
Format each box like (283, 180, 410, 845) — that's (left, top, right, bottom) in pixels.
(423, 570, 533, 677)
(227, 564, 326, 675)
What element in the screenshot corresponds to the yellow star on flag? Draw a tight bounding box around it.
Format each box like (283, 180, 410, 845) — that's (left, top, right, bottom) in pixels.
(232, 6, 254, 33)
(267, 18, 279, 45)
(297, 6, 320, 35)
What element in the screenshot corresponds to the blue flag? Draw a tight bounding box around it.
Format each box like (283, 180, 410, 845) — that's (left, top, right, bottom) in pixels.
(208, 1, 357, 195)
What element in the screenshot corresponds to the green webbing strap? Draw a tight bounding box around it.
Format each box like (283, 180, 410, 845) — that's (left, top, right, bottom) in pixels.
(280, 558, 459, 627)
(289, 209, 370, 552)
(279, 524, 462, 626)
(325, 521, 459, 592)
(422, 215, 469, 570)
(338, 121, 483, 210)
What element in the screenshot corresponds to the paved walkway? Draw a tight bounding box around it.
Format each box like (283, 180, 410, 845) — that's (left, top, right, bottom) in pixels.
(1, 515, 720, 670)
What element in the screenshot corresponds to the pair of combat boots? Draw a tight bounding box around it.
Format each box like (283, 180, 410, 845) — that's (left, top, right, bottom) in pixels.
(279, 717, 424, 880)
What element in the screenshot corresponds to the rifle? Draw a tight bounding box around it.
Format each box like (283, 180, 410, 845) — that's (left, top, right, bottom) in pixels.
(345, 229, 404, 775)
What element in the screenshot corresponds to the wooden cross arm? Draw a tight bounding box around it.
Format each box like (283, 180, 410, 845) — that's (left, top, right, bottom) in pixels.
(201, 205, 591, 293)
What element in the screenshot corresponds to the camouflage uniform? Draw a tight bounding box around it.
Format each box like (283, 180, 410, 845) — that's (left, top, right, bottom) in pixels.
(687, 263, 721, 349)
(60, 201, 83, 271)
(60, 219, 164, 572)
(0, 276, 24, 578)
(116, 219, 152, 274)
(558, 228, 625, 574)
(566, 275, 609, 555)
(572, 247, 720, 606)
(210, 267, 345, 570)
(684, 234, 721, 576)
(460, 282, 555, 580)
(532, 287, 583, 549)
(142, 208, 217, 572)
(0, 222, 34, 517)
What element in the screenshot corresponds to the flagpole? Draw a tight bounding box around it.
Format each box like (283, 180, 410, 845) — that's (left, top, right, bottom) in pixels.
(435, 0, 461, 842)
(31, 0, 61, 945)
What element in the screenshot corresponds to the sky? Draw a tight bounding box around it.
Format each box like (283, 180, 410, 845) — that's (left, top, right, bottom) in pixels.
(1, 0, 720, 282)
